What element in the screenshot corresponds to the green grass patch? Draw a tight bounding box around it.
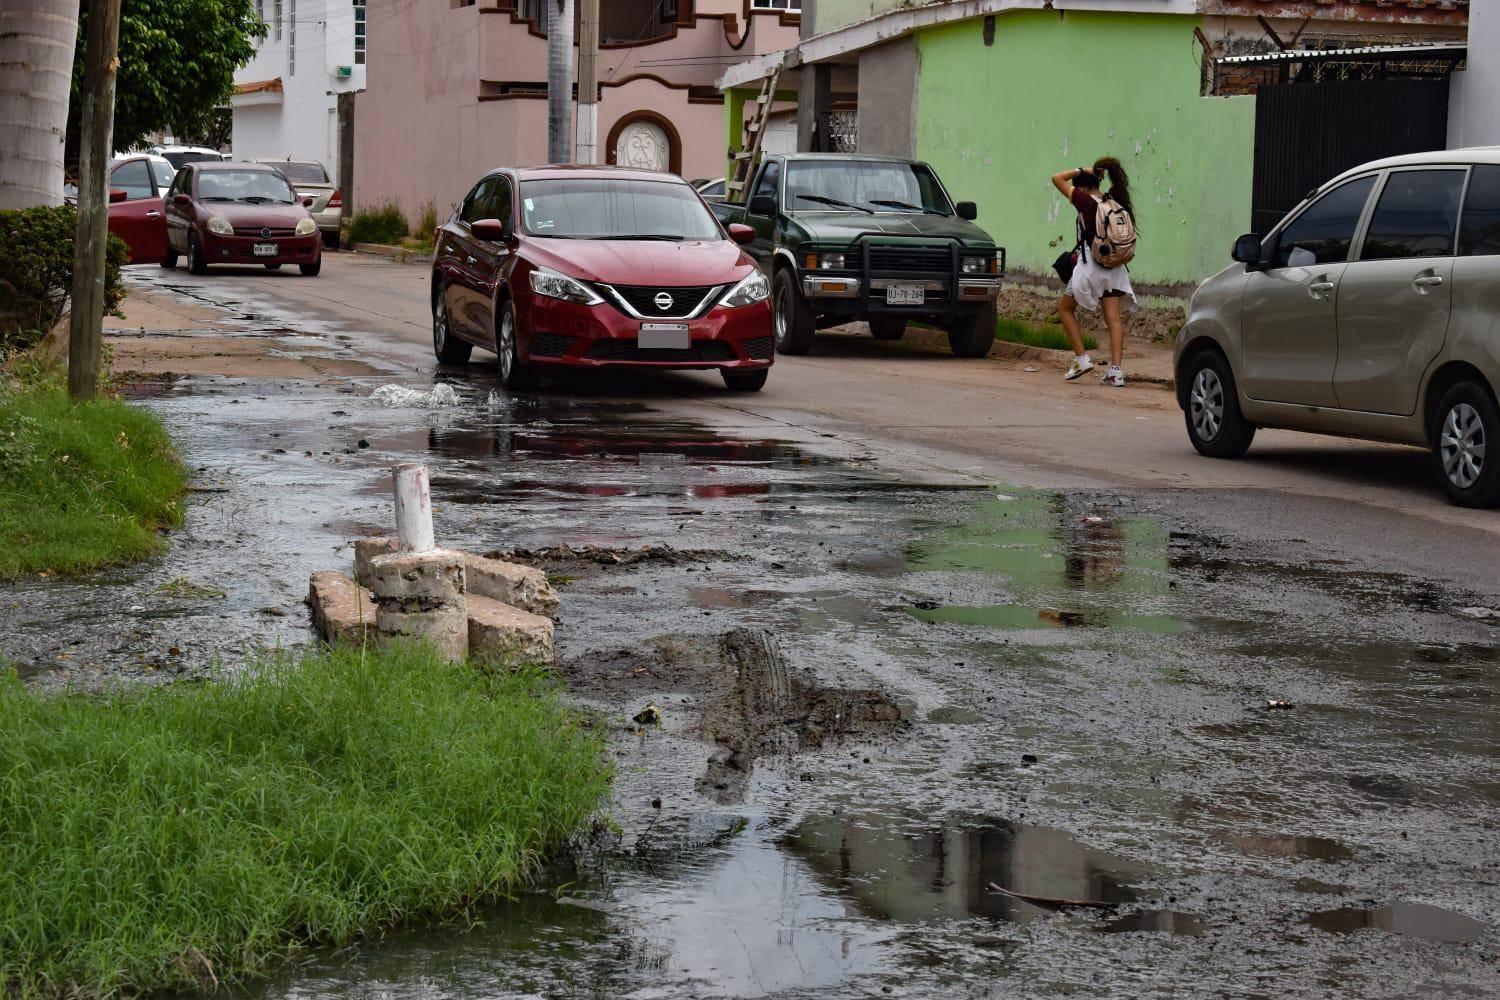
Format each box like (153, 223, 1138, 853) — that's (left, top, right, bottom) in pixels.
(346, 203, 410, 247)
(994, 316, 1098, 353)
(0, 383, 187, 580)
(0, 643, 610, 997)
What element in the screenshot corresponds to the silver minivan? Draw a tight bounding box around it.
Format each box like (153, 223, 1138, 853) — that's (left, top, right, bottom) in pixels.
(1175, 149, 1500, 507)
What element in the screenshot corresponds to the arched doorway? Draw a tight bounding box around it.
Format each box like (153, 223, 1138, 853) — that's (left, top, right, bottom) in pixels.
(606, 112, 682, 174)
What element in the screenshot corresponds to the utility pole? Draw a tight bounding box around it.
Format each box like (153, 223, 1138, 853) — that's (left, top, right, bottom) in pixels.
(546, 0, 575, 164)
(576, 0, 599, 164)
(68, 0, 123, 400)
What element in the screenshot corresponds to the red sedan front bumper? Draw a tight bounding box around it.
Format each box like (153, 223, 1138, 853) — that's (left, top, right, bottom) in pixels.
(522, 296, 773, 370)
(201, 231, 321, 266)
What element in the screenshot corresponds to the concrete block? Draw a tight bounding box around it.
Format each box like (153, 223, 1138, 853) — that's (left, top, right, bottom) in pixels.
(468, 595, 556, 665)
(308, 571, 376, 645)
(461, 553, 559, 618)
(353, 536, 396, 588)
(375, 604, 469, 662)
(368, 548, 466, 607)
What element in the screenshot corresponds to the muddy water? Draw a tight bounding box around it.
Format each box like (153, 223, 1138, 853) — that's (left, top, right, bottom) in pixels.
(5, 366, 1499, 997)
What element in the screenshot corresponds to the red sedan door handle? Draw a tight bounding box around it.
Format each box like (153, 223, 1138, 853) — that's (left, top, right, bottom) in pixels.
(146, 210, 162, 218)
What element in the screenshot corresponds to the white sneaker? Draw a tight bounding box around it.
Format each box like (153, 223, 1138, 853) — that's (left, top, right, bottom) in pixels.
(1101, 365, 1125, 388)
(1064, 356, 1094, 381)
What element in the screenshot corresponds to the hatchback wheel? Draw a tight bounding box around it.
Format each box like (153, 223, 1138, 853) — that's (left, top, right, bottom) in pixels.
(299, 258, 321, 277)
(1183, 349, 1255, 458)
(187, 233, 208, 275)
(432, 291, 472, 365)
(1432, 382, 1500, 508)
(495, 299, 539, 390)
(264, 262, 282, 271)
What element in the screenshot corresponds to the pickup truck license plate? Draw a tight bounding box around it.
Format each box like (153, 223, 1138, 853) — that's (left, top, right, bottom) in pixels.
(252, 243, 278, 257)
(885, 284, 925, 306)
(638, 323, 690, 350)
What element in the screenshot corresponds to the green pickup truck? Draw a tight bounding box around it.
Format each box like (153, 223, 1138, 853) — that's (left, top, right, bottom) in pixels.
(710, 153, 1004, 357)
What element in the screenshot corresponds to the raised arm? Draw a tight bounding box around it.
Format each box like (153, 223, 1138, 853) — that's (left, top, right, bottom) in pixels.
(1051, 167, 1082, 200)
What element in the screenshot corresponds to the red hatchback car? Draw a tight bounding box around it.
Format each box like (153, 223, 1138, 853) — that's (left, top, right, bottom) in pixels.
(162, 162, 322, 276)
(431, 165, 773, 391)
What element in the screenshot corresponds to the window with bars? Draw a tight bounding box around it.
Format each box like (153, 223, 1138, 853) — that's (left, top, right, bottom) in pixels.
(273, 0, 281, 41)
(354, 0, 366, 64)
(288, 0, 296, 73)
(751, 0, 801, 11)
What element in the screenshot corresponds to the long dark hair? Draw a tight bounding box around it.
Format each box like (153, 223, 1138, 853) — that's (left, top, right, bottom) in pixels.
(1092, 156, 1135, 219)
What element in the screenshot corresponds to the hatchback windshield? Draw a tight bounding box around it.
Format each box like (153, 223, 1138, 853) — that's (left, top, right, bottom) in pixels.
(520, 178, 721, 240)
(276, 161, 330, 185)
(197, 170, 297, 204)
(785, 160, 953, 215)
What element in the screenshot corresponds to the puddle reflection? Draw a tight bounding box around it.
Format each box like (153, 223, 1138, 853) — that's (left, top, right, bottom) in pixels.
(1304, 902, 1485, 942)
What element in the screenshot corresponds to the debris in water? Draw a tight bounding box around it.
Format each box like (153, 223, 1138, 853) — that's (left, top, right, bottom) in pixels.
(987, 882, 1116, 909)
(633, 704, 662, 725)
(1265, 699, 1294, 710)
(1457, 606, 1497, 621)
(370, 383, 462, 408)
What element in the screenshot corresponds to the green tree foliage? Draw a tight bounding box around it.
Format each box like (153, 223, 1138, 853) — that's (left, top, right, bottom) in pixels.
(69, 0, 265, 163)
(0, 205, 127, 355)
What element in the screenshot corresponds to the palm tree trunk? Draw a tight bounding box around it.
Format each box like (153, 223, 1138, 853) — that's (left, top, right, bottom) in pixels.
(0, 0, 80, 210)
(546, 0, 575, 164)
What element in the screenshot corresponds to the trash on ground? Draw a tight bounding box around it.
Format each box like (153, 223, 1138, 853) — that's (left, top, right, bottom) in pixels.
(987, 882, 1116, 909)
(370, 384, 462, 408)
(633, 704, 662, 725)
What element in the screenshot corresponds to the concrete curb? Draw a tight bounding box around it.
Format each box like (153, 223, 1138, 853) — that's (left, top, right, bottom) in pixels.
(348, 242, 434, 264)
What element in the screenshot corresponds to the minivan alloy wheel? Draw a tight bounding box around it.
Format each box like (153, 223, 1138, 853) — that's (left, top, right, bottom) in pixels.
(1441, 402, 1486, 490)
(1190, 367, 1225, 441)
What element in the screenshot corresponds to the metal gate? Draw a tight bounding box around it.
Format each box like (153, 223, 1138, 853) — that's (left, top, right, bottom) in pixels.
(1251, 79, 1449, 234)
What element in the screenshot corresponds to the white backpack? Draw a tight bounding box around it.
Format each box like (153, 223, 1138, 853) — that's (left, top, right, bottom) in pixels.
(1088, 195, 1136, 269)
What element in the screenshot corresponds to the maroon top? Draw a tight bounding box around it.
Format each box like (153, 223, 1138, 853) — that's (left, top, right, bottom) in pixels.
(1071, 188, 1101, 244)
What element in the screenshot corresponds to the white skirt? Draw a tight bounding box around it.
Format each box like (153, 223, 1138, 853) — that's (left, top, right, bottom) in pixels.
(1066, 250, 1136, 312)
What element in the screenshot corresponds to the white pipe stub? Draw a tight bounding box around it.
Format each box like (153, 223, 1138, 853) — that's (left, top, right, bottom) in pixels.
(392, 463, 436, 553)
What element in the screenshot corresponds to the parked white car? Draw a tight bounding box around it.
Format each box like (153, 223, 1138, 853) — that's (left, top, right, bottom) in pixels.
(148, 145, 229, 169)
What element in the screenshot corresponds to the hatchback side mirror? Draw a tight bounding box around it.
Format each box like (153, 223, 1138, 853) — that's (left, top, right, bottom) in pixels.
(173, 193, 192, 208)
(727, 223, 755, 245)
(470, 218, 509, 242)
(955, 201, 978, 221)
(109, 188, 128, 204)
(1232, 233, 1264, 265)
(748, 195, 776, 218)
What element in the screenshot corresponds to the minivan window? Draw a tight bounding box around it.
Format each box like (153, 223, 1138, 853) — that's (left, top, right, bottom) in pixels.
(1359, 169, 1463, 261)
(1459, 164, 1500, 256)
(1274, 174, 1376, 268)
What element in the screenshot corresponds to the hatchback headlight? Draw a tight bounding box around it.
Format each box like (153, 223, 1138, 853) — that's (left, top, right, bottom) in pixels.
(294, 217, 317, 236)
(529, 267, 602, 306)
(962, 254, 998, 275)
(206, 215, 233, 236)
(721, 269, 769, 309)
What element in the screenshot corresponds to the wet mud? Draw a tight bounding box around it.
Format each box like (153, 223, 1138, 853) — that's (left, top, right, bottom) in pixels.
(7, 272, 1500, 997)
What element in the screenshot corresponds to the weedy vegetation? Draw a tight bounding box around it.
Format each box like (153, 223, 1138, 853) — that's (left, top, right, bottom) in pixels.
(0, 643, 611, 997)
(345, 203, 410, 247)
(994, 316, 1098, 353)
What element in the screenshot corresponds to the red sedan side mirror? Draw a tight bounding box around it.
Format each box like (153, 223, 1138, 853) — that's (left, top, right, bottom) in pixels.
(470, 218, 508, 242)
(109, 188, 127, 203)
(173, 193, 192, 207)
(728, 223, 755, 246)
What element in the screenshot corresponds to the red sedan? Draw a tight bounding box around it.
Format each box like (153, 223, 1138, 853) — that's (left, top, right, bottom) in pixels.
(431, 165, 773, 392)
(162, 162, 322, 276)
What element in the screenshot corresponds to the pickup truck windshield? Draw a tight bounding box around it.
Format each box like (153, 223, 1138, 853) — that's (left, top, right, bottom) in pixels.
(520, 178, 722, 240)
(786, 160, 953, 216)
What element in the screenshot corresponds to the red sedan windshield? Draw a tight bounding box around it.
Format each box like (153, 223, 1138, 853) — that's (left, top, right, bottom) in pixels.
(520, 178, 720, 240)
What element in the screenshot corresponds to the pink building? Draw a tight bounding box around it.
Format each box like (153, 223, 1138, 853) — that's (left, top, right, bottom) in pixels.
(353, 1, 801, 224)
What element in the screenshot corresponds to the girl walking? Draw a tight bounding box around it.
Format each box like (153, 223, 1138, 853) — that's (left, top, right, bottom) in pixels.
(1051, 158, 1136, 387)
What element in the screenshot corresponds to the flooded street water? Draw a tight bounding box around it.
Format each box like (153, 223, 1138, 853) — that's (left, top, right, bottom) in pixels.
(7, 297, 1500, 994)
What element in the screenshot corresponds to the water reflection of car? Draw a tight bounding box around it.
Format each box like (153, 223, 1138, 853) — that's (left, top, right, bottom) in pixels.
(162, 162, 322, 276)
(1176, 149, 1500, 507)
(254, 158, 342, 248)
(64, 154, 179, 265)
(432, 165, 774, 392)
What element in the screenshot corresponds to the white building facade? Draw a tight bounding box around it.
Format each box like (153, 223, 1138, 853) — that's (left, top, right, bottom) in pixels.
(1449, 0, 1498, 149)
(231, 0, 367, 170)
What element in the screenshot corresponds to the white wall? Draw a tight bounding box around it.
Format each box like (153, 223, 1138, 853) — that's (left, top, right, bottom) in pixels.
(1449, 1, 1499, 149)
(232, 0, 366, 170)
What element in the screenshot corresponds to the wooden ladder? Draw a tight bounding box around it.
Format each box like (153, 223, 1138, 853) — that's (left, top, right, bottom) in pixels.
(726, 65, 782, 201)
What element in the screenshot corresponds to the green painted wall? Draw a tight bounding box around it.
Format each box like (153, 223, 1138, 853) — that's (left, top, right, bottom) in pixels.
(913, 11, 1255, 285)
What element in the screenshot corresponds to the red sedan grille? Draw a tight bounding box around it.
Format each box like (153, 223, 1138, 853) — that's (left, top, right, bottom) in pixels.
(233, 226, 296, 238)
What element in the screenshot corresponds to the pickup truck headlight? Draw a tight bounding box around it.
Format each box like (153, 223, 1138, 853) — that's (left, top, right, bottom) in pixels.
(294, 218, 317, 237)
(804, 253, 846, 271)
(961, 254, 998, 275)
(721, 269, 769, 308)
(529, 267, 602, 306)
(206, 215, 233, 236)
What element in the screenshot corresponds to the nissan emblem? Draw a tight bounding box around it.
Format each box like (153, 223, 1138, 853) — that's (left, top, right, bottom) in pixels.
(654, 291, 674, 311)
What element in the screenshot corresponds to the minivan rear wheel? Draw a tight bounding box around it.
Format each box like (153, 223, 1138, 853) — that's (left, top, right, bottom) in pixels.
(1184, 349, 1255, 458)
(1432, 382, 1500, 508)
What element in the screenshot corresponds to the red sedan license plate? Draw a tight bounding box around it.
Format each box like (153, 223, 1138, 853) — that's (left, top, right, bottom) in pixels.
(253, 243, 278, 257)
(639, 323, 690, 350)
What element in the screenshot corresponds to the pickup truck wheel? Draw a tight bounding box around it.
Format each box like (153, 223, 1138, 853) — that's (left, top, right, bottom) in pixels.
(869, 318, 906, 341)
(946, 305, 995, 358)
(772, 269, 815, 355)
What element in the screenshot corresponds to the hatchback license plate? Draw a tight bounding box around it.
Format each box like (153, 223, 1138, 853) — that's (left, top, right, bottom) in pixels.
(639, 323, 690, 350)
(885, 284, 925, 306)
(253, 243, 278, 257)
